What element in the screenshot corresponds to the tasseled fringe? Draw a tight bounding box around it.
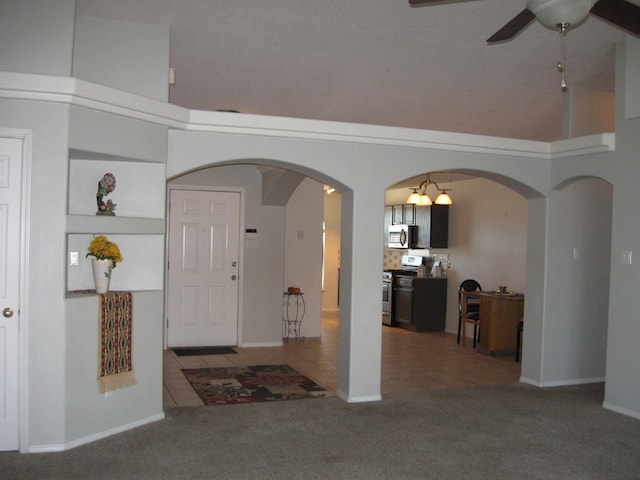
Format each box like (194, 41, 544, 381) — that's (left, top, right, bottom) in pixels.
(99, 371, 137, 394)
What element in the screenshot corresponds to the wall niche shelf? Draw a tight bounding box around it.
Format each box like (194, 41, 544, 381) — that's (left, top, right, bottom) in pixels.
(69, 148, 164, 164)
(65, 289, 161, 299)
(65, 108, 168, 295)
(66, 215, 165, 235)
(67, 233, 165, 293)
(68, 158, 166, 219)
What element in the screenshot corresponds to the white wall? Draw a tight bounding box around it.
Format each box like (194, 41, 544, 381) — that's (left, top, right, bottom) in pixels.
(0, 0, 76, 76)
(564, 87, 615, 138)
(323, 190, 342, 313)
(73, 15, 170, 102)
(0, 3, 172, 449)
(543, 177, 612, 385)
(284, 178, 323, 337)
(604, 37, 640, 417)
(4, 4, 640, 450)
(0, 99, 70, 449)
(623, 37, 640, 119)
(65, 291, 164, 444)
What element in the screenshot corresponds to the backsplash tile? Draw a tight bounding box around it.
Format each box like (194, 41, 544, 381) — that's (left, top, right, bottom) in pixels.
(383, 248, 406, 269)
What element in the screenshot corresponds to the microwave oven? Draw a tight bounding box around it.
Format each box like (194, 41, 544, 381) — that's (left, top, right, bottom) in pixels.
(388, 224, 417, 249)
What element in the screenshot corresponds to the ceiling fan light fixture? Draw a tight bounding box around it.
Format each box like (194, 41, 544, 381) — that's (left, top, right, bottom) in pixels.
(526, 0, 597, 29)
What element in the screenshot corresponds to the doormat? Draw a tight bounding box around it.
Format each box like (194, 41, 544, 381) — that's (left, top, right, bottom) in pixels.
(181, 364, 334, 405)
(173, 346, 237, 356)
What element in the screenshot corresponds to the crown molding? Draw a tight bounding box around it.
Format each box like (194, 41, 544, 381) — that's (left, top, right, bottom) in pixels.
(0, 71, 614, 159)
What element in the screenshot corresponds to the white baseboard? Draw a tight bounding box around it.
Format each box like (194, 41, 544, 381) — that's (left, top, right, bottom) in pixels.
(602, 402, 640, 421)
(238, 341, 283, 348)
(26, 443, 66, 454)
(519, 376, 605, 387)
(519, 376, 540, 387)
(63, 412, 165, 451)
(337, 389, 382, 403)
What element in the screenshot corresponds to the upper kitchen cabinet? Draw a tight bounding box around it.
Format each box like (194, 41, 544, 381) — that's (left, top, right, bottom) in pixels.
(384, 206, 393, 246)
(414, 205, 449, 248)
(392, 204, 415, 225)
(384, 203, 449, 248)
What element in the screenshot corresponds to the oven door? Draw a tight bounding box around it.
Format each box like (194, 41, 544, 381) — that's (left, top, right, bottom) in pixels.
(382, 276, 394, 325)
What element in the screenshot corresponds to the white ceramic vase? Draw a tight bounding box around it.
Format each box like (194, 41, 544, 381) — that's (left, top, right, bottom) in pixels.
(92, 259, 112, 294)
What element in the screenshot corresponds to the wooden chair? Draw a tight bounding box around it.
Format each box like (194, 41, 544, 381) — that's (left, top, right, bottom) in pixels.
(515, 318, 524, 362)
(458, 279, 482, 347)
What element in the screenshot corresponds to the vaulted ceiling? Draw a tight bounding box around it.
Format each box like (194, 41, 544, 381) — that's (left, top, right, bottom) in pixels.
(76, 0, 638, 142)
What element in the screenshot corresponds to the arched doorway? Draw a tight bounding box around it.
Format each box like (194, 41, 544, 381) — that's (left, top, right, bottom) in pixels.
(163, 161, 348, 405)
(382, 171, 531, 391)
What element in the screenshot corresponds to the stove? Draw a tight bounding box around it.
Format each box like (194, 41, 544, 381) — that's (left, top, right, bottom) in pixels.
(382, 256, 427, 326)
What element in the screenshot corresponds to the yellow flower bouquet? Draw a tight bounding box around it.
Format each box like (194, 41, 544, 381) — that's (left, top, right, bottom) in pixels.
(86, 235, 123, 269)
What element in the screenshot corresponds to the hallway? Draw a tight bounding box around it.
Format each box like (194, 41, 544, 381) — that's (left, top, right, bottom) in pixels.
(164, 314, 521, 407)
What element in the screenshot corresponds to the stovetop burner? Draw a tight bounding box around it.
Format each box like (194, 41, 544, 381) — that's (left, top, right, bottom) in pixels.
(383, 269, 418, 277)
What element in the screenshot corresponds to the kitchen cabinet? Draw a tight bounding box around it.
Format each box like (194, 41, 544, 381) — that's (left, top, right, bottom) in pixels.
(414, 204, 449, 248)
(392, 204, 415, 225)
(394, 277, 447, 332)
(384, 204, 448, 248)
(384, 206, 393, 246)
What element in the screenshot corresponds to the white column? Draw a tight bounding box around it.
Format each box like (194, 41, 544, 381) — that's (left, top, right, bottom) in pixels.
(336, 189, 384, 402)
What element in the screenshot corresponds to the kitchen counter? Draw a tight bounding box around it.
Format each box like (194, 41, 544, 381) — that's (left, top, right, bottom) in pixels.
(394, 276, 447, 332)
(462, 290, 524, 355)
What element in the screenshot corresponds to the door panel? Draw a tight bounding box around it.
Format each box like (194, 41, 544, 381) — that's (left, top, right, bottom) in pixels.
(0, 136, 22, 451)
(167, 190, 240, 347)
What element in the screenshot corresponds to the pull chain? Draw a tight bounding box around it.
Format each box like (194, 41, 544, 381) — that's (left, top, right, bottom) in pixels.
(557, 23, 569, 92)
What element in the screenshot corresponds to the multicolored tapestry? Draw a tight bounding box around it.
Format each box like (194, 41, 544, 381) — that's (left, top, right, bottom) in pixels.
(98, 291, 136, 393)
(182, 364, 333, 405)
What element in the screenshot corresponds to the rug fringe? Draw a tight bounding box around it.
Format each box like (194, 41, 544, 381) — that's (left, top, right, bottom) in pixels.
(98, 371, 137, 394)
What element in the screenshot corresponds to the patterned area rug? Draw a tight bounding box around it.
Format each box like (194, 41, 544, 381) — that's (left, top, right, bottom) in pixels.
(182, 364, 333, 405)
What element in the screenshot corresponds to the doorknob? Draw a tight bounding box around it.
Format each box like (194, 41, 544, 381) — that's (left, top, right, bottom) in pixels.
(231, 275, 237, 281)
(3, 307, 14, 318)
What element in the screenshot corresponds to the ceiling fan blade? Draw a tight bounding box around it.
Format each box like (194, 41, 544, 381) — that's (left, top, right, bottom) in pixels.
(409, 0, 479, 6)
(590, 0, 640, 36)
(486, 8, 537, 43)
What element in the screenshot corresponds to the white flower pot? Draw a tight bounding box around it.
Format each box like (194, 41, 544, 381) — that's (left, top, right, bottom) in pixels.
(92, 259, 112, 294)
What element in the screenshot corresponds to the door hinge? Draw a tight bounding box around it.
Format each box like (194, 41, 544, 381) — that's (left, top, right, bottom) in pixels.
(166, 318, 169, 328)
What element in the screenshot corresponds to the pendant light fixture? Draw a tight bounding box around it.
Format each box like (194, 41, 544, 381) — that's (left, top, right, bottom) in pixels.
(406, 175, 453, 206)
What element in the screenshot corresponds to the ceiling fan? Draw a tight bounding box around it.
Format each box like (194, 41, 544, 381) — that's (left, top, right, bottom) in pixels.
(409, 0, 640, 43)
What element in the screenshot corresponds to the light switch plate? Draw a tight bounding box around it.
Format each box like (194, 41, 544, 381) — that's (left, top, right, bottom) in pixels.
(622, 250, 633, 265)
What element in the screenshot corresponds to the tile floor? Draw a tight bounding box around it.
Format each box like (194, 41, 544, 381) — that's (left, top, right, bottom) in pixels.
(163, 313, 522, 407)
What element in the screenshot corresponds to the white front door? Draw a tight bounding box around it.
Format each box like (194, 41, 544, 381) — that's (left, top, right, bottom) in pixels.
(0, 136, 23, 451)
(167, 189, 241, 347)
